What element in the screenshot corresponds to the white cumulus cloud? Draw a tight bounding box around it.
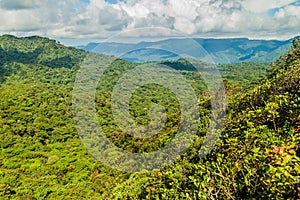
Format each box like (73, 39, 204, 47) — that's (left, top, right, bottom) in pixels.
(0, 0, 299, 42)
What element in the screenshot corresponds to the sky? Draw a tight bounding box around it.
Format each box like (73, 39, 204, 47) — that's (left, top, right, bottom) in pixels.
(0, 0, 299, 45)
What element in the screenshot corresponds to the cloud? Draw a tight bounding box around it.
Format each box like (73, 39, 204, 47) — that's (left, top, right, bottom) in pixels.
(241, 0, 296, 13)
(274, 4, 300, 30)
(0, 0, 43, 10)
(0, 0, 299, 41)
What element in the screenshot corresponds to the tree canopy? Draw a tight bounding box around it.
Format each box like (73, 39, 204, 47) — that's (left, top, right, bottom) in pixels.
(0, 35, 299, 199)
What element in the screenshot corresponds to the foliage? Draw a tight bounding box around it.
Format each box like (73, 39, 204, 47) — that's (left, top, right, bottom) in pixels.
(0, 35, 299, 199)
(0, 34, 86, 70)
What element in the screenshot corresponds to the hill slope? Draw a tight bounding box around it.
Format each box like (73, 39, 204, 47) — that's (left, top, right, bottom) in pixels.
(0, 35, 299, 199)
(0, 34, 86, 69)
(103, 37, 300, 199)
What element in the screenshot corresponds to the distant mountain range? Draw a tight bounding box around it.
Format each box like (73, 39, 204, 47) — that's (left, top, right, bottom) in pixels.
(0, 34, 294, 65)
(77, 37, 294, 64)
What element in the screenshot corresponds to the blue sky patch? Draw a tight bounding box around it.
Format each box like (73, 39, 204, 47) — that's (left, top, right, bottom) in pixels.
(268, 0, 300, 16)
(80, 0, 126, 4)
(290, 0, 300, 6)
(105, 0, 126, 4)
(80, 0, 90, 4)
(267, 8, 279, 16)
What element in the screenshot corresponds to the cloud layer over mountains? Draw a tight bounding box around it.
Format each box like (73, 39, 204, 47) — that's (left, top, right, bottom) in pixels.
(0, 0, 299, 40)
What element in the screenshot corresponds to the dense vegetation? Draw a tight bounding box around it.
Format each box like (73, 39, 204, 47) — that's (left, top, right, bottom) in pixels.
(0, 35, 299, 199)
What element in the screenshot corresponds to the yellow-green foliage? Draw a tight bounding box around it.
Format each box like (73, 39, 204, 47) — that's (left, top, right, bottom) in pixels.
(0, 35, 299, 199)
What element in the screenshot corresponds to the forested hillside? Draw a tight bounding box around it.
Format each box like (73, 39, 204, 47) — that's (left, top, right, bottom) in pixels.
(0, 35, 86, 71)
(0, 35, 299, 199)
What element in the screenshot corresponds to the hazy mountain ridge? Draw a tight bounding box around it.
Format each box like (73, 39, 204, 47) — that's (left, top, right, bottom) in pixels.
(77, 37, 293, 64)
